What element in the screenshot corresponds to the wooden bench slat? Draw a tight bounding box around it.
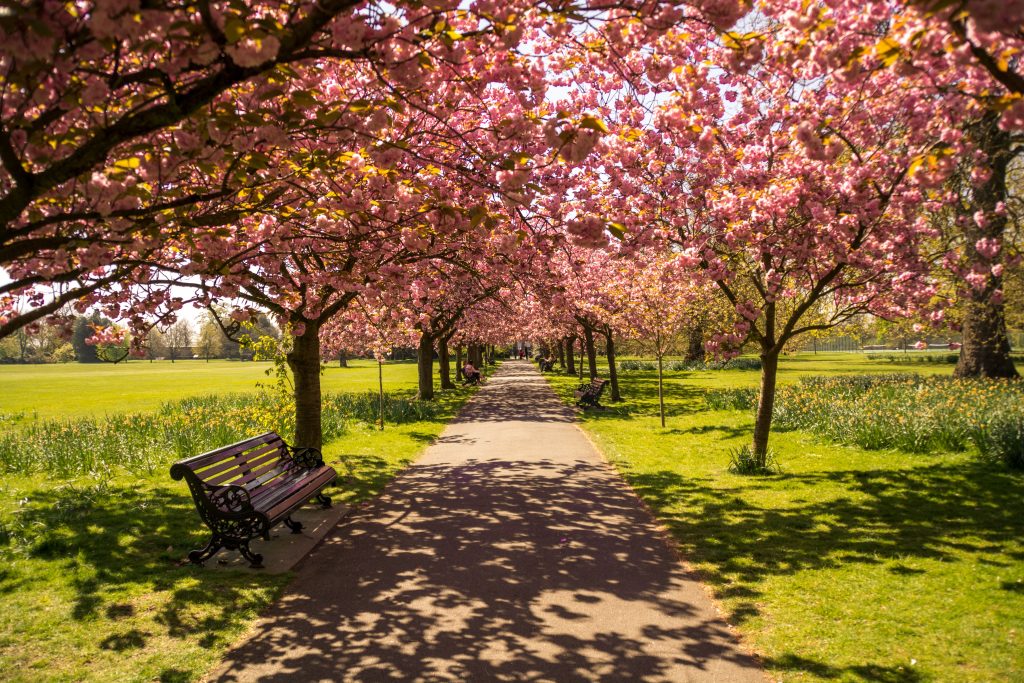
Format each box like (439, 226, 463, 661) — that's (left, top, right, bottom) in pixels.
(174, 432, 282, 471)
(201, 444, 287, 485)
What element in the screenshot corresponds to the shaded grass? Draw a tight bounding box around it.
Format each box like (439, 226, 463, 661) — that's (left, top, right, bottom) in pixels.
(546, 353, 1024, 682)
(0, 374, 478, 682)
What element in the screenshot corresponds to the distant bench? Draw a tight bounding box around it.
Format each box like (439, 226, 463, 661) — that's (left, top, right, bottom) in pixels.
(575, 378, 608, 408)
(170, 432, 337, 568)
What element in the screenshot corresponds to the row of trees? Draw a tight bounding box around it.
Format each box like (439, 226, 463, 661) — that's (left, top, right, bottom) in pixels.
(1, 0, 1023, 457)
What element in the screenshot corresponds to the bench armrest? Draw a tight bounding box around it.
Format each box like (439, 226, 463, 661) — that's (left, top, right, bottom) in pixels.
(207, 484, 254, 515)
(287, 445, 325, 470)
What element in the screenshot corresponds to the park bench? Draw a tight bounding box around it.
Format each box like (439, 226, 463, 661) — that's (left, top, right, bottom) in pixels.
(575, 378, 608, 408)
(170, 432, 337, 568)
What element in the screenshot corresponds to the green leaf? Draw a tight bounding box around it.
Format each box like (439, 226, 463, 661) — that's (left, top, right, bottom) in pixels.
(607, 222, 627, 239)
(579, 115, 609, 134)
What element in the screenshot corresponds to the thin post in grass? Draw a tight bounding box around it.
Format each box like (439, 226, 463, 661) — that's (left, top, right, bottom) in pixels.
(657, 351, 666, 428)
(378, 359, 385, 431)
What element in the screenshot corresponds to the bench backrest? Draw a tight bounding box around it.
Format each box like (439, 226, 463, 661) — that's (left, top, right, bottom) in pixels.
(590, 378, 607, 390)
(170, 432, 294, 491)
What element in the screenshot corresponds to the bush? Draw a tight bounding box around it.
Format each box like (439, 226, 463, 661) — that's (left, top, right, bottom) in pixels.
(619, 360, 657, 371)
(668, 358, 762, 372)
(705, 387, 759, 411)
(0, 390, 438, 477)
(972, 414, 1024, 469)
(727, 445, 781, 475)
(706, 374, 1024, 467)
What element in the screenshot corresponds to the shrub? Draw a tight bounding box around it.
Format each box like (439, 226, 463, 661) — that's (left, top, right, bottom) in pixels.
(669, 358, 762, 372)
(619, 360, 657, 371)
(727, 445, 781, 475)
(707, 373, 1024, 467)
(0, 390, 438, 477)
(705, 387, 759, 411)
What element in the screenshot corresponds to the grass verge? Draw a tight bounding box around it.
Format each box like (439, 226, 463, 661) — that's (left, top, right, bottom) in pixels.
(544, 353, 1024, 682)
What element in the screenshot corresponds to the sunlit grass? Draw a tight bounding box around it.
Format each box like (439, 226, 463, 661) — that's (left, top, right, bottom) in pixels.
(546, 352, 1024, 682)
(0, 358, 420, 420)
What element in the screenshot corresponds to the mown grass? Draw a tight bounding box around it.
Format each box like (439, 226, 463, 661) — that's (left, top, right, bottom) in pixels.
(545, 353, 1024, 682)
(0, 358, 419, 420)
(0, 361, 479, 682)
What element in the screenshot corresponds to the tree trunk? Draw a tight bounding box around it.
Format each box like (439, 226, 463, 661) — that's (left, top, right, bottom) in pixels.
(751, 348, 780, 459)
(956, 301, 1018, 377)
(565, 335, 576, 375)
(557, 338, 566, 368)
(685, 323, 705, 362)
(603, 328, 621, 401)
(456, 345, 465, 381)
(582, 326, 598, 379)
(438, 337, 455, 389)
(417, 330, 435, 400)
(287, 322, 323, 450)
(955, 114, 1018, 379)
(339, 350, 347, 368)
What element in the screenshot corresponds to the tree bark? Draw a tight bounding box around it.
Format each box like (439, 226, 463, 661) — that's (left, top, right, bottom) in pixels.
(582, 326, 598, 379)
(287, 322, 323, 450)
(954, 114, 1019, 379)
(438, 337, 455, 389)
(603, 327, 622, 401)
(565, 335, 576, 375)
(456, 345, 465, 381)
(417, 329, 435, 400)
(685, 323, 705, 362)
(557, 338, 566, 368)
(338, 350, 347, 368)
(751, 348, 780, 459)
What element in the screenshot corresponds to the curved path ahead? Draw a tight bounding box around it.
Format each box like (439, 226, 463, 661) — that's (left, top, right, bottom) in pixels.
(213, 361, 764, 682)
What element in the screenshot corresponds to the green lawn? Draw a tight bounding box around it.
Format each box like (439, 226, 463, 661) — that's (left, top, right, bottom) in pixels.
(0, 360, 477, 682)
(0, 359, 419, 419)
(546, 353, 1024, 682)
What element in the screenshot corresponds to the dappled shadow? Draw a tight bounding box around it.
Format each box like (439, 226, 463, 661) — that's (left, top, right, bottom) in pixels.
(663, 424, 751, 440)
(217, 457, 760, 681)
(0, 482, 285, 655)
(623, 461, 1024, 624)
(214, 363, 761, 682)
(763, 654, 925, 682)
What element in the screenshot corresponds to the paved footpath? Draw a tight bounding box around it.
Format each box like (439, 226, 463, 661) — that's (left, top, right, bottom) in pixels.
(212, 361, 764, 682)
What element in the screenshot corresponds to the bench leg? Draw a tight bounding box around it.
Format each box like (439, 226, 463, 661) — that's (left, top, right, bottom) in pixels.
(283, 516, 304, 534)
(236, 540, 264, 569)
(187, 535, 224, 566)
(315, 493, 332, 509)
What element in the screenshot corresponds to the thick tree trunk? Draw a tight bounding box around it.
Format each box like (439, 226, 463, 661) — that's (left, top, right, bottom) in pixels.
(438, 337, 455, 389)
(565, 335, 576, 375)
(685, 323, 705, 362)
(582, 326, 598, 379)
(338, 350, 347, 368)
(603, 328, 622, 401)
(287, 322, 323, 450)
(956, 301, 1018, 377)
(417, 330, 435, 400)
(955, 114, 1018, 379)
(456, 345, 465, 381)
(751, 349, 780, 458)
(557, 338, 566, 368)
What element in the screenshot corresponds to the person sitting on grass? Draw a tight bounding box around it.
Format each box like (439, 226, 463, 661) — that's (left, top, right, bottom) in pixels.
(463, 360, 482, 384)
